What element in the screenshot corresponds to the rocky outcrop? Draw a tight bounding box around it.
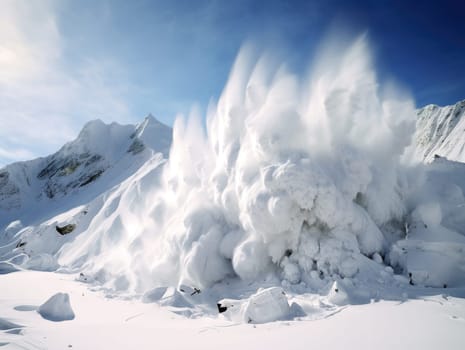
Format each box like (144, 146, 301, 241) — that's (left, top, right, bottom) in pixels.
(0, 171, 20, 210)
(55, 224, 76, 235)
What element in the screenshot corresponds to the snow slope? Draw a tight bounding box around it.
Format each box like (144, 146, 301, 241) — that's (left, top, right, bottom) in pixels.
(414, 99, 465, 162)
(0, 115, 170, 215)
(0, 115, 171, 272)
(0, 114, 170, 229)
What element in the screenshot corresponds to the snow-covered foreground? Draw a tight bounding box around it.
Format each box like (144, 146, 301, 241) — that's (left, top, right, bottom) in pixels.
(1, 270, 464, 350)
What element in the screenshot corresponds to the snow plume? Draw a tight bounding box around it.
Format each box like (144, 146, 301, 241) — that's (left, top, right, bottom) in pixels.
(44, 35, 417, 294)
(142, 35, 417, 289)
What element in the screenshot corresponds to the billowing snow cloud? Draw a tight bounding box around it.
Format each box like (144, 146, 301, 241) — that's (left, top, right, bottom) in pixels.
(147, 35, 417, 288)
(50, 35, 418, 293)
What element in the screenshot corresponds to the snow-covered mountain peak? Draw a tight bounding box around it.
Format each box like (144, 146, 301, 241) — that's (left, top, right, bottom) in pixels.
(414, 99, 465, 162)
(0, 116, 172, 224)
(133, 114, 172, 155)
(60, 119, 135, 161)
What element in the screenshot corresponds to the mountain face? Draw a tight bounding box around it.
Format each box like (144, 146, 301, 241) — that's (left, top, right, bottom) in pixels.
(0, 115, 171, 226)
(414, 99, 465, 163)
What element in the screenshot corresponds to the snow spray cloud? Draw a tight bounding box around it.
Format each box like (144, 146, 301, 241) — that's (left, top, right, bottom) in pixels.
(143, 34, 417, 289)
(61, 34, 416, 292)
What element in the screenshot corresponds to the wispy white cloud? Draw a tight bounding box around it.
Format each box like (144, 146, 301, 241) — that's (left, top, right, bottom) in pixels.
(0, 146, 35, 164)
(0, 0, 134, 167)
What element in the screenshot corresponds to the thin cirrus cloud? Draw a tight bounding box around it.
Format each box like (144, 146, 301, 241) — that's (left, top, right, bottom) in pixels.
(0, 0, 135, 167)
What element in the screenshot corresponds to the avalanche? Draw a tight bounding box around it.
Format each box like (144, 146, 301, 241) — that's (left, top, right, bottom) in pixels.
(1, 35, 465, 324)
(151, 35, 417, 290)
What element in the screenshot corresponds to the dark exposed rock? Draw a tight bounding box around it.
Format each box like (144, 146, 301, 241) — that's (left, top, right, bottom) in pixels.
(84, 154, 102, 166)
(15, 241, 26, 248)
(59, 160, 81, 176)
(190, 287, 201, 296)
(0, 171, 8, 183)
(408, 272, 414, 285)
(0, 171, 21, 209)
(56, 224, 76, 235)
(37, 159, 60, 179)
(217, 303, 228, 313)
(127, 138, 145, 155)
(79, 170, 104, 187)
(36, 151, 106, 198)
(44, 183, 56, 199)
(37, 152, 102, 180)
(0, 172, 19, 195)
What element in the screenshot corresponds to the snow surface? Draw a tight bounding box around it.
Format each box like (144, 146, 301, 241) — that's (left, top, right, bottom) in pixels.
(1, 34, 465, 348)
(1, 271, 464, 349)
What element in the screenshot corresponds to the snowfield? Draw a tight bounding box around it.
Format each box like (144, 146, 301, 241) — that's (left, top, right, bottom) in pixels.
(1, 35, 465, 349)
(1, 270, 464, 349)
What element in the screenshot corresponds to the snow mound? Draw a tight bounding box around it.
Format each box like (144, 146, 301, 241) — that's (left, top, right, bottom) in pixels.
(218, 287, 290, 323)
(243, 287, 290, 323)
(326, 281, 350, 306)
(37, 292, 75, 322)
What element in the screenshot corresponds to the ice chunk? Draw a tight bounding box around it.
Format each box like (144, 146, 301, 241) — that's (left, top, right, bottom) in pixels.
(327, 281, 350, 306)
(243, 287, 290, 323)
(37, 293, 75, 321)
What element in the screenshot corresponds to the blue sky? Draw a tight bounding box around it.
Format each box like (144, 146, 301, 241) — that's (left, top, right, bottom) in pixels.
(1, 0, 464, 166)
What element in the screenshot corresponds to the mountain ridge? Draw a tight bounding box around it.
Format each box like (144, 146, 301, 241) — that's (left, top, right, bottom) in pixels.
(414, 99, 465, 163)
(0, 115, 172, 227)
